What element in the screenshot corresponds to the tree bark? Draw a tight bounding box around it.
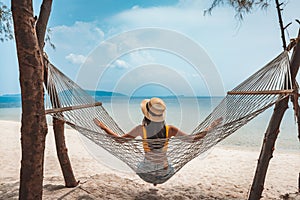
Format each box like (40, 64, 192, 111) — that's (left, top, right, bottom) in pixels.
(249, 29, 300, 200)
(36, 0, 52, 50)
(11, 1, 48, 199)
(248, 98, 289, 200)
(275, 0, 287, 50)
(289, 32, 300, 141)
(53, 118, 79, 187)
(36, 0, 78, 187)
(43, 62, 78, 187)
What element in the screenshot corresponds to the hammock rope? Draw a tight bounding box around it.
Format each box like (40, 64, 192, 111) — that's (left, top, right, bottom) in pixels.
(45, 51, 292, 184)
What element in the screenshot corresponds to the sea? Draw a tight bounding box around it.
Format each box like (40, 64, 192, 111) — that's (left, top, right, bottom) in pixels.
(0, 95, 299, 152)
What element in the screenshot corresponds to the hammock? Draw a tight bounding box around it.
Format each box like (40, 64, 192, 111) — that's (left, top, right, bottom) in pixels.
(45, 51, 293, 184)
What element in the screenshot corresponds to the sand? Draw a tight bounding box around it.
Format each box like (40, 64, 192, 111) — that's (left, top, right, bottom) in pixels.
(0, 120, 299, 199)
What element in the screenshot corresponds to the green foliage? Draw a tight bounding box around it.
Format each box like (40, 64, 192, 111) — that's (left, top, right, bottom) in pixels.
(205, 0, 272, 19)
(0, 2, 13, 42)
(0, 2, 55, 49)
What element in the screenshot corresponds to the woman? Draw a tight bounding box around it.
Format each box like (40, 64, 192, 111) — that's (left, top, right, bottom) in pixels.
(93, 97, 222, 185)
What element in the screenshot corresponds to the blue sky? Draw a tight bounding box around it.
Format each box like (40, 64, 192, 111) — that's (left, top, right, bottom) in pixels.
(1, 0, 299, 96)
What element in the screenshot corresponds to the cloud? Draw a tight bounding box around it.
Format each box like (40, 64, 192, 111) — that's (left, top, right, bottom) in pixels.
(65, 53, 86, 64)
(131, 5, 139, 10)
(45, 21, 105, 78)
(109, 51, 155, 69)
(107, 0, 233, 32)
(111, 59, 130, 69)
(49, 21, 105, 54)
(108, 64, 209, 97)
(128, 51, 155, 66)
(104, 0, 291, 92)
(46, 0, 300, 96)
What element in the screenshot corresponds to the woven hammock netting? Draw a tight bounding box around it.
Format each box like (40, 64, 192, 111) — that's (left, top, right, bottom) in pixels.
(45, 51, 292, 184)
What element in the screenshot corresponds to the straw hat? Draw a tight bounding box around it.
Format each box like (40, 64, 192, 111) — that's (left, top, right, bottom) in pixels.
(140, 97, 166, 122)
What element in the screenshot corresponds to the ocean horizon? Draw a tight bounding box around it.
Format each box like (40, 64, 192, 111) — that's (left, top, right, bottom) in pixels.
(0, 95, 299, 152)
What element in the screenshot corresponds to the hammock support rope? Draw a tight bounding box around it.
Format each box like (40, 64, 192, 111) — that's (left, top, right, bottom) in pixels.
(45, 51, 293, 184)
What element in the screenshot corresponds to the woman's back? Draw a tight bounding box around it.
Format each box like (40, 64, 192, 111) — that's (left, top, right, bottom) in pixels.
(142, 118, 169, 163)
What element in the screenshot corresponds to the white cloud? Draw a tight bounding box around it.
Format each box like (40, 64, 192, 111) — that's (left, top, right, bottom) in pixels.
(45, 21, 106, 78)
(112, 59, 130, 69)
(128, 51, 155, 66)
(105, 0, 296, 92)
(109, 51, 155, 69)
(65, 53, 86, 64)
(108, 0, 234, 32)
(132, 5, 139, 10)
(50, 21, 105, 54)
(109, 64, 207, 96)
(47, 0, 300, 95)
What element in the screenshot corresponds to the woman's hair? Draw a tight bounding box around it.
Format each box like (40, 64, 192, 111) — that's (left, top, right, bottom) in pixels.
(142, 117, 166, 139)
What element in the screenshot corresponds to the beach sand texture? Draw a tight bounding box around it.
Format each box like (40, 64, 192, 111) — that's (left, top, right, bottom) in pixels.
(0, 120, 299, 199)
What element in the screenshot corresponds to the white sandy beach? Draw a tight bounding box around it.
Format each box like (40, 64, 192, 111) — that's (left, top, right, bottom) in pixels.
(0, 120, 299, 199)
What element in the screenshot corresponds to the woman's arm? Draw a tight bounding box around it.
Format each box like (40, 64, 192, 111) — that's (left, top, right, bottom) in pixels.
(203, 117, 223, 132)
(93, 118, 118, 137)
(93, 118, 141, 141)
(169, 117, 223, 142)
(193, 117, 223, 141)
(168, 126, 195, 143)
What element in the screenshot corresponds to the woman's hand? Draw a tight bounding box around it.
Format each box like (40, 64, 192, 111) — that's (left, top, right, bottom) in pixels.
(93, 118, 136, 144)
(193, 131, 207, 141)
(206, 117, 223, 131)
(93, 118, 107, 130)
(193, 117, 223, 142)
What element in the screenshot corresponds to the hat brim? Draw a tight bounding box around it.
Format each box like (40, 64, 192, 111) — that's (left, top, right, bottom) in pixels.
(140, 99, 165, 122)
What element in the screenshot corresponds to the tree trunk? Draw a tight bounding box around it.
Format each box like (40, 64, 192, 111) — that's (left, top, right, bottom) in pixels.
(36, 0, 78, 187)
(36, 0, 52, 50)
(249, 29, 300, 200)
(248, 98, 289, 200)
(289, 32, 300, 141)
(53, 118, 79, 187)
(11, 1, 48, 199)
(44, 61, 78, 187)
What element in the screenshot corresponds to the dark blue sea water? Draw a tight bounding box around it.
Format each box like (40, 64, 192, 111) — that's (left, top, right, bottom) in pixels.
(0, 95, 21, 108)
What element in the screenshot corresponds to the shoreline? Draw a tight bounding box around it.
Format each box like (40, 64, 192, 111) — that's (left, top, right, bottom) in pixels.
(0, 120, 299, 199)
(0, 115, 298, 153)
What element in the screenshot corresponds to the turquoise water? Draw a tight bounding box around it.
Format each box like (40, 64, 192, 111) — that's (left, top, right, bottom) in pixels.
(0, 107, 21, 122)
(0, 96, 299, 151)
